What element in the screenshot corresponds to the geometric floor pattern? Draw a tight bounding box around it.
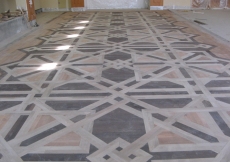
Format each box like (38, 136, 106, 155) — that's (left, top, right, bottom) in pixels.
(0, 11, 230, 161)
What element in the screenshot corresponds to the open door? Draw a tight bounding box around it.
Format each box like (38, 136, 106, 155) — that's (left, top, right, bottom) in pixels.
(71, 0, 84, 7)
(26, 0, 36, 21)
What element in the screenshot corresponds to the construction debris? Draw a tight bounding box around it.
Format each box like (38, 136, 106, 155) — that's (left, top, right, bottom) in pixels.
(194, 20, 207, 25)
(0, 9, 27, 22)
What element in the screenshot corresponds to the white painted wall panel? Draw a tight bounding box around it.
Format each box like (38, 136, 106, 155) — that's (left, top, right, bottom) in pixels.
(86, 0, 149, 9)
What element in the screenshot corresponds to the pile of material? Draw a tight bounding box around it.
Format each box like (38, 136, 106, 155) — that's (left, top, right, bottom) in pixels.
(193, 0, 230, 8)
(0, 9, 27, 22)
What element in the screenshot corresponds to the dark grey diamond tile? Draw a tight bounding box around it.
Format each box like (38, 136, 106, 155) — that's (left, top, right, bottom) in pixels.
(103, 155, 110, 160)
(129, 154, 136, 159)
(92, 108, 145, 143)
(115, 97, 123, 102)
(115, 87, 122, 91)
(105, 51, 131, 61)
(188, 81, 196, 86)
(116, 147, 123, 151)
(102, 68, 135, 83)
(108, 37, 128, 43)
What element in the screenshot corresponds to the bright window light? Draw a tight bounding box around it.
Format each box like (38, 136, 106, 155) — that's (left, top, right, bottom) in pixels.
(74, 26, 85, 29)
(67, 34, 79, 38)
(38, 63, 58, 71)
(79, 21, 89, 23)
(56, 45, 71, 50)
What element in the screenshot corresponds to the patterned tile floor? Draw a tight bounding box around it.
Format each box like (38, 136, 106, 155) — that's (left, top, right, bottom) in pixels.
(0, 10, 230, 162)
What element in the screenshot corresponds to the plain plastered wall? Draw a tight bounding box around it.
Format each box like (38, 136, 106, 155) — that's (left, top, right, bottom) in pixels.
(16, 0, 27, 10)
(0, 0, 17, 12)
(0, 0, 8, 12)
(58, 0, 67, 8)
(0, 0, 194, 13)
(9, 0, 17, 11)
(164, 0, 191, 7)
(34, 0, 41, 9)
(40, 0, 58, 8)
(40, 0, 71, 9)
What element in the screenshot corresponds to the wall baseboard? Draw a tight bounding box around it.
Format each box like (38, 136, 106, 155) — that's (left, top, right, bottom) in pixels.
(71, 7, 86, 12)
(42, 8, 70, 12)
(58, 8, 70, 11)
(163, 5, 191, 9)
(150, 6, 164, 10)
(150, 5, 191, 10)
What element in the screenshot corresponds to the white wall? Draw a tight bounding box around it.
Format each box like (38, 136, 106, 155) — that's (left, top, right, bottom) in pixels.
(34, 0, 41, 9)
(0, 0, 193, 12)
(86, 0, 148, 9)
(0, 0, 17, 12)
(16, 0, 27, 10)
(0, 5, 4, 13)
(0, 0, 8, 13)
(164, 0, 191, 8)
(9, 0, 17, 11)
(40, 0, 58, 8)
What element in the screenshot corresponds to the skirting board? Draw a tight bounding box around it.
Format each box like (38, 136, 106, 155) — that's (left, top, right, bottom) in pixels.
(164, 5, 191, 10)
(42, 8, 70, 12)
(71, 7, 86, 12)
(150, 6, 191, 10)
(150, 6, 164, 10)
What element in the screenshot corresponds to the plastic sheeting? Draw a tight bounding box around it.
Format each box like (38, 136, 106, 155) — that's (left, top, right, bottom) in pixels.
(85, 0, 149, 9)
(192, 0, 229, 8)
